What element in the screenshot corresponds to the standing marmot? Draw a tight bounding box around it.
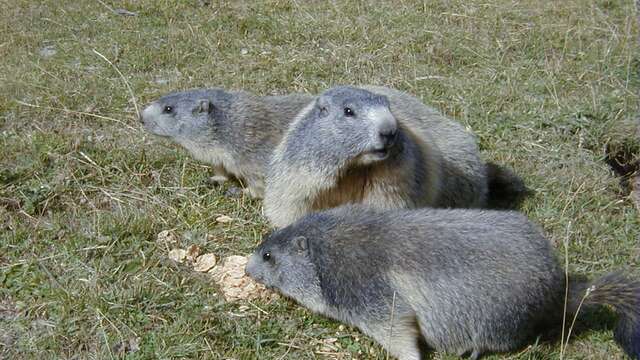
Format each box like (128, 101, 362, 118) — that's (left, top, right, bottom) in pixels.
(140, 88, 313, 198)
(246, 205, 640, 360)
(264, 85, 525, 227)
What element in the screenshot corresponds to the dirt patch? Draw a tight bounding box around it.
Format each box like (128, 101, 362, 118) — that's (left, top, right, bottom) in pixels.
(604, 142, 640, 210)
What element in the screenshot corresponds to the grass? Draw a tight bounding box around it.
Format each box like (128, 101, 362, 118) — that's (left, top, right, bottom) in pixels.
(1, 0, 638, 358)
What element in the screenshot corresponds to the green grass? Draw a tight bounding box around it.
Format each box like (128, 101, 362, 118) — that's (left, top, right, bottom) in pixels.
(1, 0, 638, 358)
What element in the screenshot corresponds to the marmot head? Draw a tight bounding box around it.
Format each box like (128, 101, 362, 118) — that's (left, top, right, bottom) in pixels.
(312, 86, 399, 166)
(139, 89, 234, 143)
(246, 226, 324, 309)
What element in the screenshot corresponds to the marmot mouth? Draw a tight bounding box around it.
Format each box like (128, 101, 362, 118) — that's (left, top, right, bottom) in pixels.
(366, 148, 390, 160)
(372, 148, 388, 156)
(355, 147, 392, 165)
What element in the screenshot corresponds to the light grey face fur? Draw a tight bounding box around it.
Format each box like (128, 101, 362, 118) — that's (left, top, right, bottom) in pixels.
(263, 85, 494, 228)
(140, 89, 232, 145)
(284, 86, 399, 167)
(245, 234, 326, 313)
(139, 88, 314, 198)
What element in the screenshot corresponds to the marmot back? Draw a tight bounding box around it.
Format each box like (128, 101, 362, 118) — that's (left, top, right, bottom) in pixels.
(264, 85, 492, 227)
(140, 88, 313, 197)
(246, 205, 640, 359)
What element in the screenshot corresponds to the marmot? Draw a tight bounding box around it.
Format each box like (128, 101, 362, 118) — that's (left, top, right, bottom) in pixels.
(264, 85, 526, 228)
(140, 88, 313, 198)
(246, 205, 640, 360)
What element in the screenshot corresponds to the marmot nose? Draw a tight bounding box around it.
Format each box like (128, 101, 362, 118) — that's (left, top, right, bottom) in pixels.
(380, 130, 397, 147)
(244, 261, 255, 278)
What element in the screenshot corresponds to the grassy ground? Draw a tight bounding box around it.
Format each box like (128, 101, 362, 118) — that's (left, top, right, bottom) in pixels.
(1, 0, 638, 359)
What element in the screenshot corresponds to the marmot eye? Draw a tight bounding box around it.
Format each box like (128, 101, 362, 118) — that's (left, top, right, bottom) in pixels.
(163, 106, 173, 114)
(344, 107, 354, 117)
(262, 252, 271, 261)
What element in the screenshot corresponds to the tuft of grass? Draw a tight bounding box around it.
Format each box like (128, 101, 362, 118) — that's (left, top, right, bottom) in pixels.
(1, 0, 638, 359)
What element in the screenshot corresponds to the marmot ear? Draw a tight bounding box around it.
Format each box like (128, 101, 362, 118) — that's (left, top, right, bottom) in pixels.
(316, 97, 329, 117)
(198, 99, 213, 114)
(292, 236, 308, 252)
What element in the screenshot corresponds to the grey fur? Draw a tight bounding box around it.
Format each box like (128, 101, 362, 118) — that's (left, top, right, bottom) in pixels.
(264, 85, 493, 228)
(140, 88, 313, 197)
(246, 205, 640, 359)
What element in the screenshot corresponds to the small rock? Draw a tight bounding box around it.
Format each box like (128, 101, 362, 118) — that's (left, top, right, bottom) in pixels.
(215, 215, 233, 224)
(240, 48, 249, 55)
(84, 104, 97, 113)
(206, 175, 228, 185)
(157, 230, 179, 245)
(39, 45, 57, 58)
(185, 244, 201, 262)
(224, 186, 242, 198)
(152, 70, 182, 85)
(168, 248, 187, 263)
(128, 337, 140, 353)
(96, 234, 111, 243)
(317, 337, 341, 353)
(325, 337, 338, 344)
(114, 8, 138, 16)
(193, 253, 217, 272)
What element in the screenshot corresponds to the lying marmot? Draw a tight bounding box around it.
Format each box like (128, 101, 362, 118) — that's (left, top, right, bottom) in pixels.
(140, 89, 313, 197)
(264, 85, 526, 227)
(246, 205, 640, 360)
